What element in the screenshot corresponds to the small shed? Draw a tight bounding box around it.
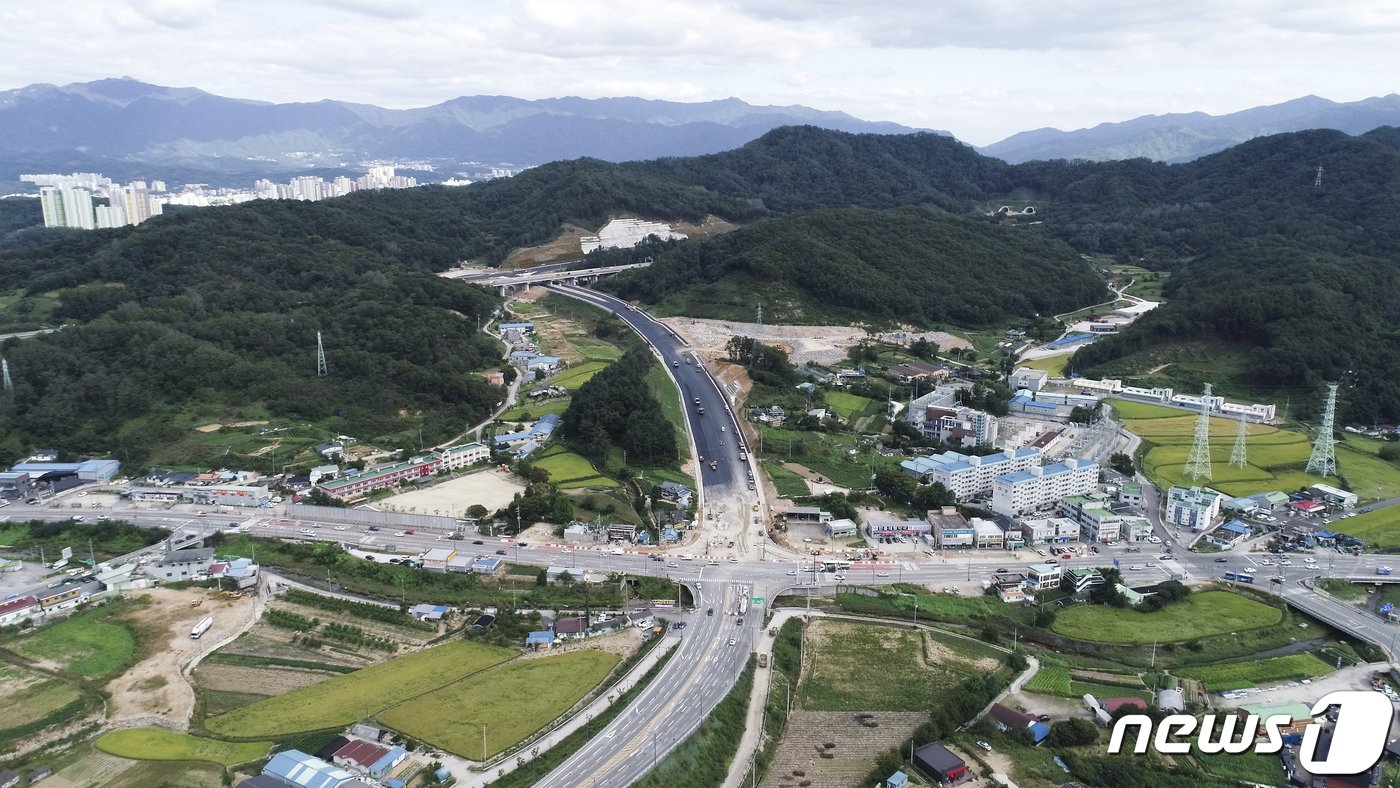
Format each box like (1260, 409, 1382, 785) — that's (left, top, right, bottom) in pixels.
(913, 741, 967, 784)
(410, 604, 450, 622)
(1157, 687, 1185, 713)
(887, 771, 909, 788)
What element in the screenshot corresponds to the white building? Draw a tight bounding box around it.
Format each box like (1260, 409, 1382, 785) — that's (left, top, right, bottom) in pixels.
(1310, 483, 1358, 508)
(1166, 486, 1223, 530)
(1118, 386, 1173, 404)
(1021, 517, 1081, 544)
(39, 186, 96, 229)
(433, 442, 490, 471)
(920, 405, 999, 447)
(1009, 368, 1048, 393)
(901, 448, 1041, 501)
(1026, 563, 1061, 591)
(990, 458, 1100, 517)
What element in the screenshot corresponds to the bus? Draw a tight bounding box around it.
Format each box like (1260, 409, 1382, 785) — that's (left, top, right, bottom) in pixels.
(819, 559, 852, 573)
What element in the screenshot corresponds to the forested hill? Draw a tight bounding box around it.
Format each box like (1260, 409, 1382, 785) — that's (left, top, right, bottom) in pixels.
(595, 207, 1108, 325)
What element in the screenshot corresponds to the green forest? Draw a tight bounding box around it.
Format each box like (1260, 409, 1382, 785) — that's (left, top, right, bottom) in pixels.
(3, 121, 1400, 467)
(560, 345, 678, 468)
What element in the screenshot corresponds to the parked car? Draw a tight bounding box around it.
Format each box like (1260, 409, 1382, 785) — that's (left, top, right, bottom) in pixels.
(977, 740, 993, 752)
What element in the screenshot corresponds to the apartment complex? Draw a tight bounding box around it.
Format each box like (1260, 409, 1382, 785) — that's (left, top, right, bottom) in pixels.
(901, 447, 1041, 501)
(990, 458, 1099, 517)
(1166, 486, 1224, 530)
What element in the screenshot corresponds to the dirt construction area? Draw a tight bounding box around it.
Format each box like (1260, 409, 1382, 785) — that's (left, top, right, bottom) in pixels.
(664, 318, 972, 366)
(377, 468, 526, 517)
(761, 711, 928, 788)
(107, 587, 255, 726)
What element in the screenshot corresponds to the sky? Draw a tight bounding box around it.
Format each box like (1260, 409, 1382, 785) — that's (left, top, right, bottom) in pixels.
(2, 0, 1398, 145)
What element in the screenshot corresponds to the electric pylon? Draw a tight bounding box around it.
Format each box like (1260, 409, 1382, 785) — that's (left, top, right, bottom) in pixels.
(1184, 383, 1214, 482)
(1305, 383, 1339, 477)
(1, 357, 12, 399)
(1228, 410, 1249, 468)
(316, 331, 328, 377)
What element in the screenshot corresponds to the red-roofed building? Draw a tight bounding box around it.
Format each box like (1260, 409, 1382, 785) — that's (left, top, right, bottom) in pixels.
(0, 595, 40, 627)
(988, 703, 1034, 731)
(554, 617, 589, 638)
(1100, 697, 1148, 716)
(332, 739, 390, 772)
(1291, 500, 1325, 515)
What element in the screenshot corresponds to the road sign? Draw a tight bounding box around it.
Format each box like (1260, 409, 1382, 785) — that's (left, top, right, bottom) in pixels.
(751, 597, 765, 607)
(60, 546, 73, 561)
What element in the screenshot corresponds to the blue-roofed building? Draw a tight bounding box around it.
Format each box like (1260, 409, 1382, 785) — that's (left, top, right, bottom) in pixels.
(1212, 519, 1253, 547)
(1044, 332, 1095, 350)
(434, 767, 451, 783)
(886, 771, 909, 788)
(526, 629, 554, 649)
(902, 447, 1042, 501)
(1009, 394, 1059, 415)
(991, 458, 1099, 517)
(10, 458, 119, 482)
(1028, 721, 1051, 743)
(367, 746, 406, 779)
(493, 430, 531, 445)
(472, 557, 502, 575)
(661, 527, 680, 543)
(385, 780, 405, 788)
(261, 749, 358, 788)
(498, 322, 535, 332)
(527, 355, 562, 372)
(509, 349, 536, 360)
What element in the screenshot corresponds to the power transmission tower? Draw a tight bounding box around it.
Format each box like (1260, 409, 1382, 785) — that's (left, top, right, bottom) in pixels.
(755, 304, 763, 329)
(1305, 383, 1339, 477)
(1315, 164, 1324, 188)
(1228, 410, 1249, 468)
(1184, 383, 1214, 482)
(316, 331, 328, 377)
(1, 357, 12, 399)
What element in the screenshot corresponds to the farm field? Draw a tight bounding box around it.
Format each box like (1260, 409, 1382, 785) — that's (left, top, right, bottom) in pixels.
(550, 361, 609, 390)
(50, 750, 226, 788)
(1017, 354, 1069, 377)
(533, 446, 600, 482)
(1175, 653, 1332, 690)
(757, 711, 928, 788)
(824, 391, 880, 422)
(0, 664, 85, 736)
(573, 340, 624, 361)
(11, 602, 137, 680)
(756, 425, 902, 490)
(762, 460, 810, 498)
(644, 363, 690, 456)
(1023, 663, 1071, 696)
(498, 399, 570, 422)
(1051, 591, 1281, 644)
(96, 728, 271, 766)
(797, 620, 996, 712)
(204, 640, 515, 738)
(379, 649, 620, 760)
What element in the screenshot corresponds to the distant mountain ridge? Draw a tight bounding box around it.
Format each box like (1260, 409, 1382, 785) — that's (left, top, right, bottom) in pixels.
(0, 77, 927, 175)
(980, 94, 1400, 163)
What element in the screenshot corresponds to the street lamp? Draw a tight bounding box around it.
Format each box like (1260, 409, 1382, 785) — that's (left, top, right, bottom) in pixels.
(771, 671, 792, 716)
(898, 592, 918, 628)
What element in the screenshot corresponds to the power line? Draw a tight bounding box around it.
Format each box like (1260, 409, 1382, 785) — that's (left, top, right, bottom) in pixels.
(1305, 383, 1339, 478)
(1228, 409, 1249, 469)
(1184, 383, 1214, 482)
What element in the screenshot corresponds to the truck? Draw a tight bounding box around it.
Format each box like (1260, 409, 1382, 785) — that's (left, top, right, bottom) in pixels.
(190, 615, 214, 639)
(709, 460, 718, 471)
(1379, 566, 1393, 576)
(757, 653, 769, 668)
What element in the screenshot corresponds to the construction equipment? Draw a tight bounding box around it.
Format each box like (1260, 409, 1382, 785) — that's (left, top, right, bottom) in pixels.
(190, 598, 204, 607)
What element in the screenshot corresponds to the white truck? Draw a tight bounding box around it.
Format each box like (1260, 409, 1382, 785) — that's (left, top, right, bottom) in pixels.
(190, 615, 214, 639)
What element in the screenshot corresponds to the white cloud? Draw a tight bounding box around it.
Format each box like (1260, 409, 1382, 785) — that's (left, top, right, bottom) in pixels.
(0, 0, 1397, 144)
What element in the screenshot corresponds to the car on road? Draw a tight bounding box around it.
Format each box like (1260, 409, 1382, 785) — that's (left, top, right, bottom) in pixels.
(1215, 557, 1229, 563)
(737, 618, 744, 626)
(96, 515, 109, 521)
(367, 526, 380, 531)
(394, 531, 406, 537)
(708, 608, 714, 616)
(1159, 554, 1171, 560)
(694, 397, 701, 405)
(495, 549, 507, 555)
(728, 638, 737, 646)
(1271, 577, 1283, 584)
(334, 525, 346, 531)
(832, 574, 846, 581)
(877, 571, 890, 577)
(1145, 562, 1158, 568)
(472, 539, 483, 545)
(405, 530, 415, 535)
(786, 570, 798, 576)
(70, 515, 83, 522)
(666, 562, 679, 568)
(1127, 564, 1143, 570)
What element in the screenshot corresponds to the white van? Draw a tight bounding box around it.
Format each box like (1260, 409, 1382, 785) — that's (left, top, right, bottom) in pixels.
(610, 547, 624, 555)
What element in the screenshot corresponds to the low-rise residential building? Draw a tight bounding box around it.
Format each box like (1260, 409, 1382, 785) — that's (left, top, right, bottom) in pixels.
(420, 548, 456, 571)
(1021, 517, 1080, 544)
(1026, 563, 1061, 591)
(525, 629, 554, 649)
(0, 595, 40, 627)
(783, 507, 832, 525)
(554, 617, 588, 639)
(991, 458, 1099, 517)
(1118, 516, 1153, 542)
(628, 610, 656, 630)
(1211, 520, 1252, 548)
(1249, 491, 1291, 511)
(472, 557, 502, 575)
(1166, 486, 1223, 530)
(149, 548, 214, 582)
(1066, 568, 1104, 594)
(656, 481, 693, 507)
(1118, 483, 1143, 506)
(0, 471, 33, 500)
(607, 523, 638, 542)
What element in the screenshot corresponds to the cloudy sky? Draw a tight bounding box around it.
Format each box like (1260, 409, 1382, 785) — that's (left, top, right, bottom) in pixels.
(2, 0, 1397, 145)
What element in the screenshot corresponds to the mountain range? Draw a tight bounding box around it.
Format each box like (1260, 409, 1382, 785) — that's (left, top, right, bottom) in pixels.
(0, 77, 922, 179)
(979, 94, 1400, 163)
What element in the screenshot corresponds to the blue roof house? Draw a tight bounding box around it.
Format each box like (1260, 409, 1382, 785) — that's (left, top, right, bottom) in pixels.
(262, 749, 356, 788)
(368, 746, 407, 779)
(526, 629, 555, 648)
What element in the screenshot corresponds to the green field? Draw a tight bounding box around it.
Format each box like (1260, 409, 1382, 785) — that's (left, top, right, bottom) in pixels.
(533, 446, 601, 482)
(96, 729, 271, 767)
(0, 665, 84, 731)
(824, 391, 881, 422)
(379, 649, 620, 760)
(204, 641, 515, 738)
(550, 361, 609, 390)
(1109, 265, 1170, 303)
(572, 340, 624, 361)
(498, 399, 570, 422)
(1336, 506, 1400, 548)
(756, 424, 899, 490)
(1175, 653, 1332, 690)
(1016, 354, 1070, 377)
(556, 475, 620, 489)
(761, 460, 810, 498)
(1023, 663, 1072, 695)
(798, 621, 988, 711)
(644, 363, 690, 459)
(13, 604, 137, 680)
(1052, 591, 1282, 644)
